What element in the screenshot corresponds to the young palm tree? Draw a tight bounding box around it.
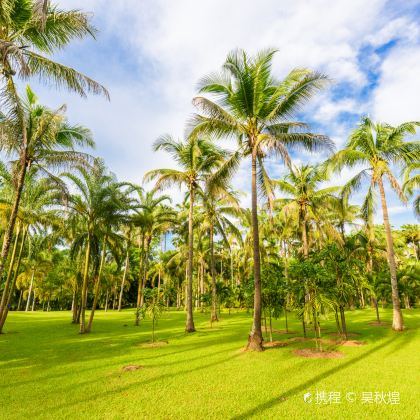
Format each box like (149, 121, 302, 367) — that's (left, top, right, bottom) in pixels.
(144, 136, 228, 332)
(329, 116, 420, 331)
(0, 86, 93, 304)
(189, 49, 333, 350)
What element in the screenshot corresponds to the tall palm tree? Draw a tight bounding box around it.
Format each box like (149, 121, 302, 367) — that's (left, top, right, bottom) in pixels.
(198, 184, 241, 322)
(0, 166, 62, 330)
(144, 136, 228, 332)
(329, 116, 420, 331)
(131, 188, 175, 326)
(189, 49, 333, 350)
(402, 162, 420, 218)
(0, 86, 93, 303)
(63, 159, 130, 333)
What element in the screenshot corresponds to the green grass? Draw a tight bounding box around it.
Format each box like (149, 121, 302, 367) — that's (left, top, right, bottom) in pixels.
(1, 307, 419, 419)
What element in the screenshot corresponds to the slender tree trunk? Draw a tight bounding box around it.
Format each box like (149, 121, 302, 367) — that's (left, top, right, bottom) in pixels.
(135, 232, 145, 326)
(140, 237, 151, 306)
(104, 289, 109, 312)
(17, 290, 23, 311)
(185, 186, 196, 332)
(247, 149, 263, 351)
(377, 177, 404, 331)
(0, 224, 21, 321)
(0, 153, 27, 296)
(79, 236, 91, 334)
(86, 240, 107, 332)
(25, 270, 35, 312)
(118, 250, 129, 311)
(340, 306, 347, 340)
(0, 227, 27, 332)
(210, 223, 218, 322)
(31, 291, 35, 311)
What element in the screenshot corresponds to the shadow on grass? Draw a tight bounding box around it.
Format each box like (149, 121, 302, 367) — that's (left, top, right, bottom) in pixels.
(232, 335, 396, 419)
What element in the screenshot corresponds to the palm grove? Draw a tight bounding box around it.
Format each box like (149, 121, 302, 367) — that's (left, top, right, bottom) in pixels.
(0, 1, 419, 351)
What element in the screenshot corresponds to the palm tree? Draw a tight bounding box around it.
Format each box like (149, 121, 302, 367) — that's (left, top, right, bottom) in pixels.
(131, 188, 175, 326)
(189, 49, 333, 350)
(0, 166, 62, 330)
(198, 184, 241, 322)
(144, 136, 228, 332)
(0, 86, 93, 307)
(402, 162, 420, 218)
(329, 116, 420, 331)
(275, 164, 340, 258)
(63, 159, 130, 333)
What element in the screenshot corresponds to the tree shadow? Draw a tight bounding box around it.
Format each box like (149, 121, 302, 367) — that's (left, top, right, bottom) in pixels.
(232, 335, 396, 419)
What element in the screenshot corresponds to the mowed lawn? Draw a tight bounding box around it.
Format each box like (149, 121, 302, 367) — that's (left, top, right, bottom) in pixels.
(1, 308, 419, 419)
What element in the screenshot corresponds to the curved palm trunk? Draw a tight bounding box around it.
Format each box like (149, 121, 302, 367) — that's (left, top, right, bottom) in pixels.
(0, 224, 21, 322)
(377, 178, 404, 331)
(185, 186, 196, 332)
(247, 150, 263, 351)
(210, 222, 218, 323)
(118, 250, 129, 311)
(79, 236, 91, 334)
(86, 240, 107, 332)
(0, 227, 27, 332)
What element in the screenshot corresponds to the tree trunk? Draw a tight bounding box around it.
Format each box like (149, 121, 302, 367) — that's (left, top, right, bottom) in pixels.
(31, 291, 36, 311)
(86, 240, 106, 332)
(17, 290, 23, 311)
(0, 223, 21, 321)
(185, 186, 196, 332)
(135, 232, 144, 326)
(0, 153, 27, 299)
(0, 227, 27, 332)
(79, 236, 91, 334)
(210, 223, 218, 322)
(340, 306, 347, 340)
(104, 289, 109, 312)
(118, 250, 129, 311)
(377, 177, 404, 331)
(247, 149, 263, 351)
(25, 270, 35, 312)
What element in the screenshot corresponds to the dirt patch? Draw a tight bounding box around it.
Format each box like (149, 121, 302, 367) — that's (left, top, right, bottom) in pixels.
(287, 337, 312, 342)
(122, 364, 144, 372)
(264, 340, 289, 348)
(293, 348, 344, 359)
(339, 340, 366, 347)
(368, 321, 390, 327)
(328, 332, 361, 337)
(262, 327, 297, 335)
(138, 340, 168, 348)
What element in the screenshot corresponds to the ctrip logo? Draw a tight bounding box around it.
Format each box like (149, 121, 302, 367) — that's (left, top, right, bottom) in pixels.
(303, 392, 312, 403)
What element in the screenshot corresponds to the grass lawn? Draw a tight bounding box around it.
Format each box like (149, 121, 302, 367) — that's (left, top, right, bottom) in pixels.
(1, 307, 419, 419)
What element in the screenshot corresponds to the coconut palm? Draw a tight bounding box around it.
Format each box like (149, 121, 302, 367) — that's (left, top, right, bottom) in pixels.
(197, 185, 241, 322)
(144, 136, 228, 332)
(63, 159, 130, 333)
(274, 165, 340, 258)
(0, 0, 108, 98)
(131, 188, 175, 326)
(328, 116, 420, 331)
(189, 49, 333, 350)
(0, 86, 93, 307)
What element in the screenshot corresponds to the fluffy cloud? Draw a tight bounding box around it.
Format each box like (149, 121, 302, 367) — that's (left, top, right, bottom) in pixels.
(29, 0, 420, 224)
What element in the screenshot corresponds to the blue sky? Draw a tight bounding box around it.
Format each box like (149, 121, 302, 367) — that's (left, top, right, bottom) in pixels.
(28, 0, 420, 227)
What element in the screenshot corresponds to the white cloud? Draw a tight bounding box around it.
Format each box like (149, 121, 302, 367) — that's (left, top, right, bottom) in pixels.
(28, 1, 418, 226)
(372, 47, 420, 124)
